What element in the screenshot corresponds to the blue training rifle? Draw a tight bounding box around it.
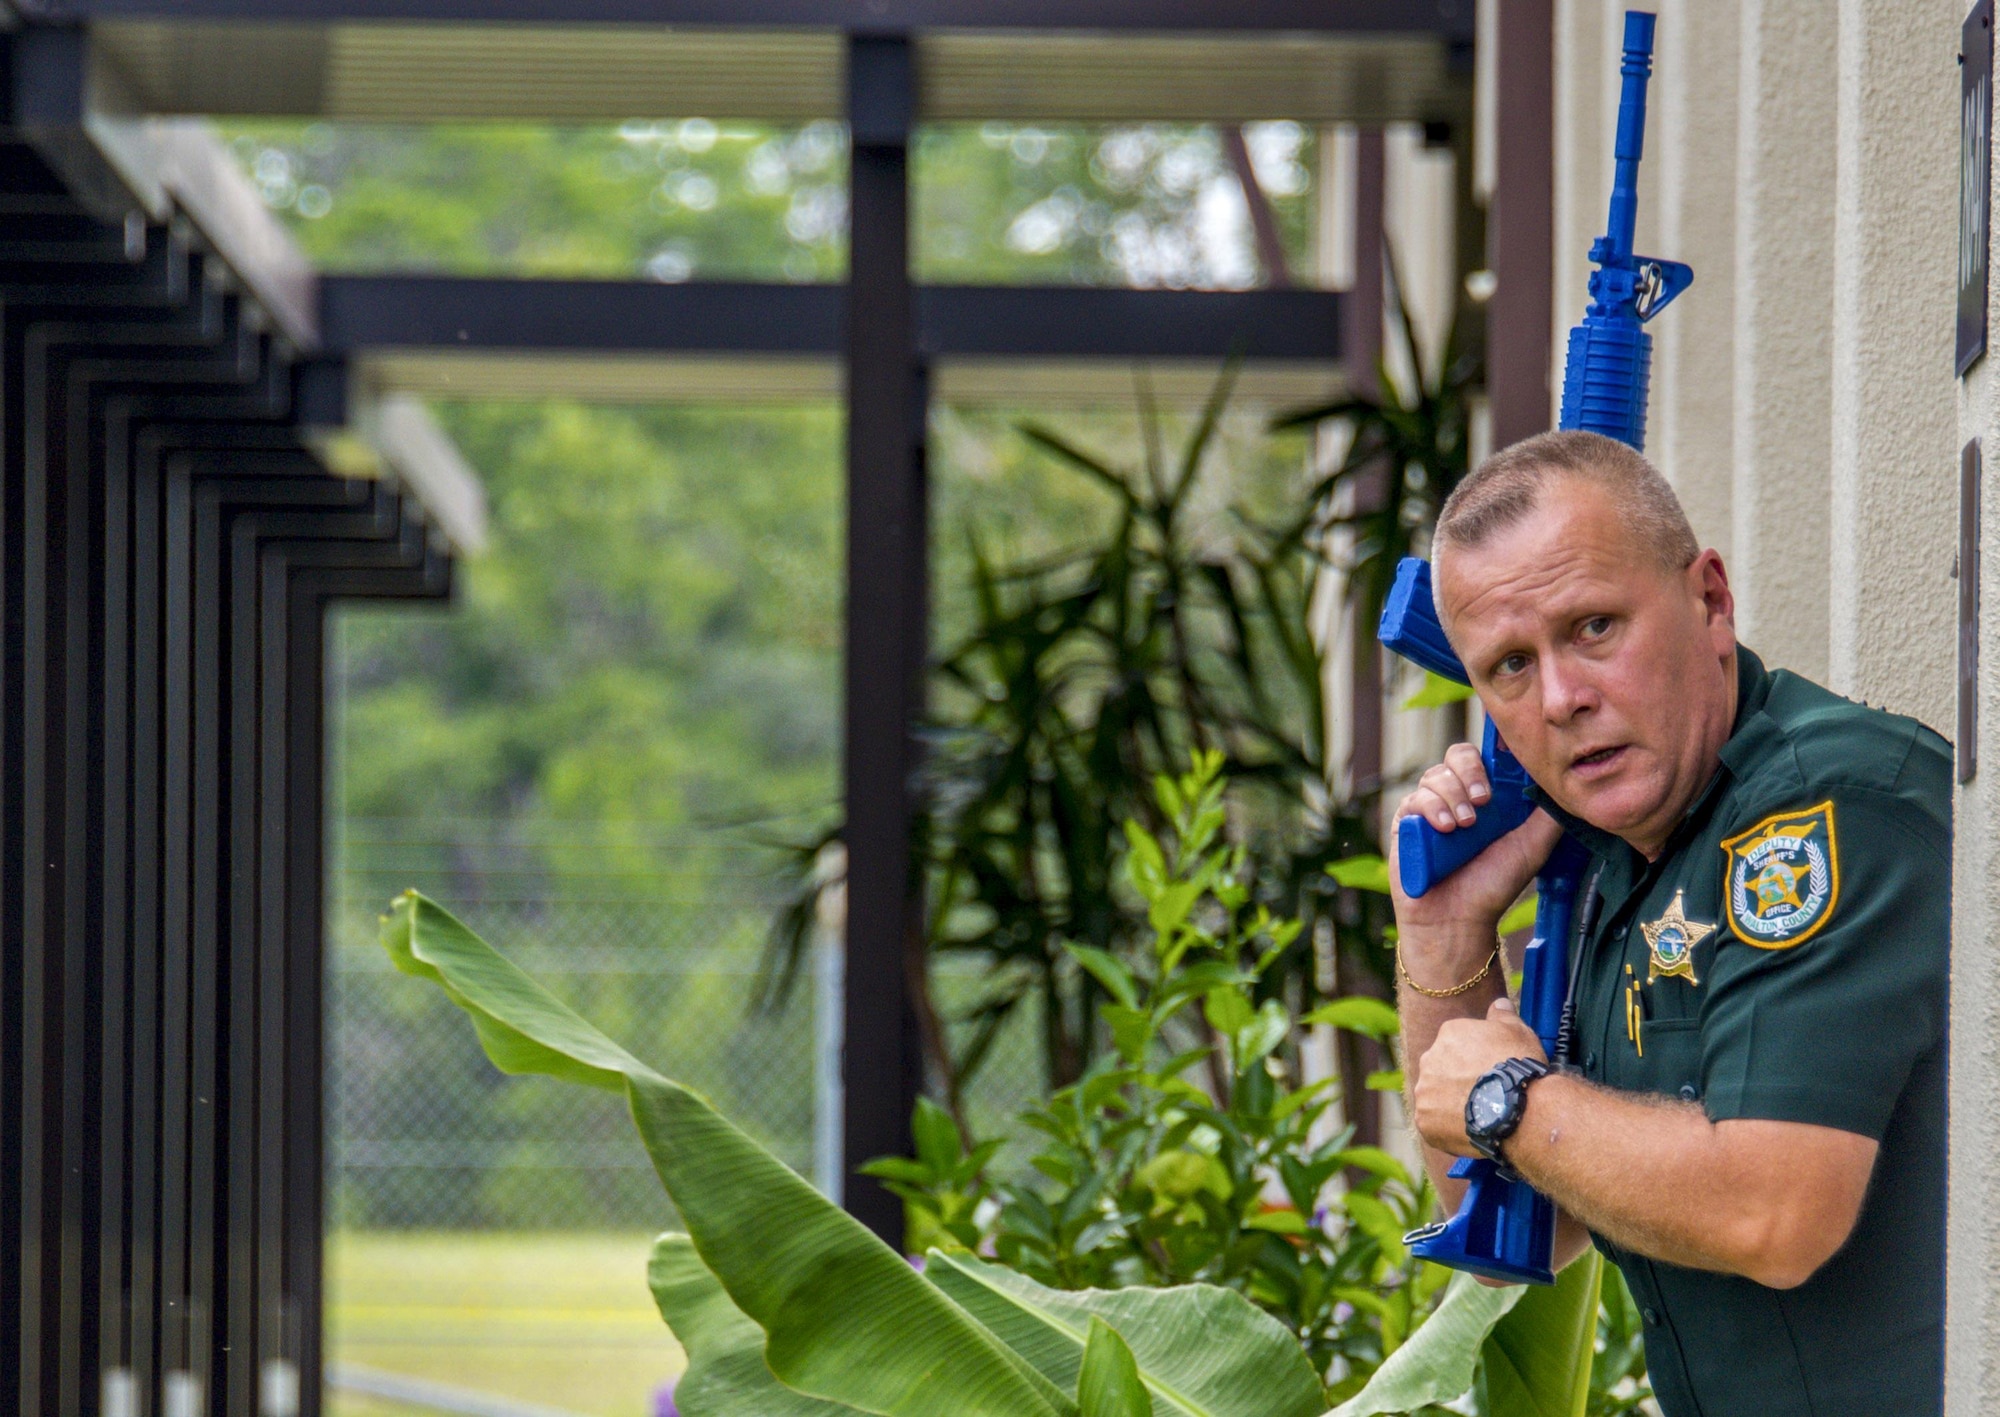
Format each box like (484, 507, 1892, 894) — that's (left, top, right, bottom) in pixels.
(1382, 9, 1691, 1286)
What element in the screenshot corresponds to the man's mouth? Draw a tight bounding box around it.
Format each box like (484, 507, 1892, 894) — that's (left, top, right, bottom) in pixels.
(1570, 745, 1628, 777)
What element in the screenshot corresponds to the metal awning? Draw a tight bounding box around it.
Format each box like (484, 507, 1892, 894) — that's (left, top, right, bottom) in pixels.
(316, 275, 1348, 405)
(89, 22, 1468, 123)
(348, 350, 1347, 407)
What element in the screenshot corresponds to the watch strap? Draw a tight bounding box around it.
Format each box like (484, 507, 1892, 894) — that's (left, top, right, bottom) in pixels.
(1495, 1056, 1551, 1091)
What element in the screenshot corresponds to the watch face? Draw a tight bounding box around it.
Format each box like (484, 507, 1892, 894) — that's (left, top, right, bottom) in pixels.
(1468, 1076, 1511, 1134)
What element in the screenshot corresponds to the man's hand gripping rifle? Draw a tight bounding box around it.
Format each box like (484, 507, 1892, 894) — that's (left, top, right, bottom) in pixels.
(1378, 9, 1690, 1286)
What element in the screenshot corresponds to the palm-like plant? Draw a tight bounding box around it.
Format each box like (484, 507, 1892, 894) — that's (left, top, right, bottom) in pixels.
(764, 258, 1484, 1115)
(1273, 255, 1484, 645)
(917, 365, 1354, 1101)
(777, 369, 1366, 1106)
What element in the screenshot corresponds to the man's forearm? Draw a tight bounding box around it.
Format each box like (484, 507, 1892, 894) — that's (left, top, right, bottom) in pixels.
(1397, 925, 1508, 1208)
(1502, 1076, 1717, 1266)
(1499, 1074, 1873, 1287)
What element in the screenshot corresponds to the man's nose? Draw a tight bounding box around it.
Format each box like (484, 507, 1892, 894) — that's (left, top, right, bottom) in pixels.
(1539, 656, 1598, 722)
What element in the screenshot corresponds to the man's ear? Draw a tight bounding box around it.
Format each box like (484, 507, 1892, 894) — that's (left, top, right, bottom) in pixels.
(1691, 550, 1737, 649)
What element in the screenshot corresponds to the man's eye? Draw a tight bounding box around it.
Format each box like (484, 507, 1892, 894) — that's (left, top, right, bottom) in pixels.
(1494, 653, 1530, 677)
(1580, 616, 1614, 640)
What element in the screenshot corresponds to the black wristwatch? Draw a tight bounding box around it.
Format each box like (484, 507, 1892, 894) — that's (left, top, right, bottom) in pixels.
(1464, 1057, 1551, 1176)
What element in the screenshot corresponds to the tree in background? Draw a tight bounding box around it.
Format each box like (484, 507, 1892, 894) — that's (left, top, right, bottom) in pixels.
(237, 115, 1477, 1135)
(338, 401, 845, 859)
(763, 268, 1482, 1124)
(228, 118, 1315, 284)
(232, 114, 1323, 851)
(904, 371, 1365, 1107)
(229, 115, 1327, 1216)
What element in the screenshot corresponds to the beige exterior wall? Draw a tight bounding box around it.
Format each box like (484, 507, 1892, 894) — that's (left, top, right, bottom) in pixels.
(1554, 0, 1991, 1406)
(1554, 0, 1960, 723)
(1954, 5, 2000, 1401)
(1953, 330, 2000, 1410)
(1732, 0, 1836, 682)
(1649, 0, 1737, 556)
(1828, 0, 1959, 729)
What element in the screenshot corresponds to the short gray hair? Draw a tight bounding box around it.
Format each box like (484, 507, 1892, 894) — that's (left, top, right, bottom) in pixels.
(1433, 429, 1700, 573)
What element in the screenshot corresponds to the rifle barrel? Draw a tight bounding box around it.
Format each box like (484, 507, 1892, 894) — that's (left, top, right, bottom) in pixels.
(1606, 11, 1656, 258)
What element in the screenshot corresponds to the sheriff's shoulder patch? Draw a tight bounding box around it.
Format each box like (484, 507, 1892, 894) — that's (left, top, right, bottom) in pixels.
(1719, 801, 1840, 949)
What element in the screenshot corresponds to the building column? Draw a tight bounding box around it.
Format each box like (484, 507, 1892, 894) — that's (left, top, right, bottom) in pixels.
(1487, 0, 1556, 449)
(1729, 0, 1836, 680)
(1346, 130, 1387, 804)
(1650, 0, 1738, 551)
(1552, 0, 1623, 385)
(841, 32, 927, 1246)
(1553, 1, 1734, 542)
(1828, 0, 1959, 728)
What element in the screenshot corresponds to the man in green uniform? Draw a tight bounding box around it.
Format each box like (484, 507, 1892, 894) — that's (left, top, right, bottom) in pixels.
(1393, 430, 1948, 1416)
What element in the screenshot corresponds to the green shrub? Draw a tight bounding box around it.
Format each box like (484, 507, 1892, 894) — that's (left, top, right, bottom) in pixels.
(865, 752, 1440, 1397)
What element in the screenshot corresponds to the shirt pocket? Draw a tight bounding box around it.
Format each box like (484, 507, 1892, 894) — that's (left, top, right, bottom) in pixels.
(1633, 1017, 1705, 1106)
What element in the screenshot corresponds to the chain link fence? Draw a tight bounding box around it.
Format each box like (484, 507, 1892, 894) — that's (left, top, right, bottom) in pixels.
(330, 821, 1046, 1232)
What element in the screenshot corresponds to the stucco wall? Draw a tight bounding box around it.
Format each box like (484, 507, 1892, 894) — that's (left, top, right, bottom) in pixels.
(1732, 0, 1835, 683)
(1952, 6, 2000, 1403)
(1828, 0, 1959, 732)
(1556, 0, 1960, 720)
(1554, 0, 1989, 1407)
(1649, 0, 1737, 557)
(1554, 2, 1755, 651)
(1952, 332, 2000, 1414)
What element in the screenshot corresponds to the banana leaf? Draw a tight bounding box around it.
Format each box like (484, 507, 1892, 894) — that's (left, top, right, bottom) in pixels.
(1079, 1319, 1154, 1417)
(1480, 1255, 1603, 1417)
(1328, 1255, 1603, 1417)
(384, 889, 1593, 1417)
(648, 1234, 859, 1417)
(927, 1250, 1325, 1417)
(1327, 1273, 1521, 1417)
(382, 891, 1073, 1417)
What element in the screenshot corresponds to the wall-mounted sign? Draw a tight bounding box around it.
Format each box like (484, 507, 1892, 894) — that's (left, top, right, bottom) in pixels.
(1962, 439, 1983, 783)
(1960, 0, 1993, 376)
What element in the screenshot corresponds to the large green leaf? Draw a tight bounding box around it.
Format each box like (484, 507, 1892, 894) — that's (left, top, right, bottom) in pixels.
(1401, 672, 1476, 710)
(1482, 1255, 1602, 1417)
(1298, 996, 1401, 1041)
(1325, 855, 1393, 895)
(927, 1250, 1325, 1417)
(382, 891, 1074, 1417)
(380, 890, 644, 1091)
(1496, 894, 1540, 939)
(647, 1234, 858, 1417)
(1078, 1319, 1153, 1417)
(1326, 1272, 1523, 1417)
(1327, 1256, 1603, 1417)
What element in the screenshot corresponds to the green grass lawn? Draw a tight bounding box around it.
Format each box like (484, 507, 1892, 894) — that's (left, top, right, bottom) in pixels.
(327, 1230, 684, 1417)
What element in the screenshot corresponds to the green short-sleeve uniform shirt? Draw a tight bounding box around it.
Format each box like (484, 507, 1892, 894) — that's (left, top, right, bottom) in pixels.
(1537, 647, 1948, 1417)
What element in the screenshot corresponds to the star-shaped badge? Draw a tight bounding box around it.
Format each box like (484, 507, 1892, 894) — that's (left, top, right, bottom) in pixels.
(1640, 890, 1715, 985)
